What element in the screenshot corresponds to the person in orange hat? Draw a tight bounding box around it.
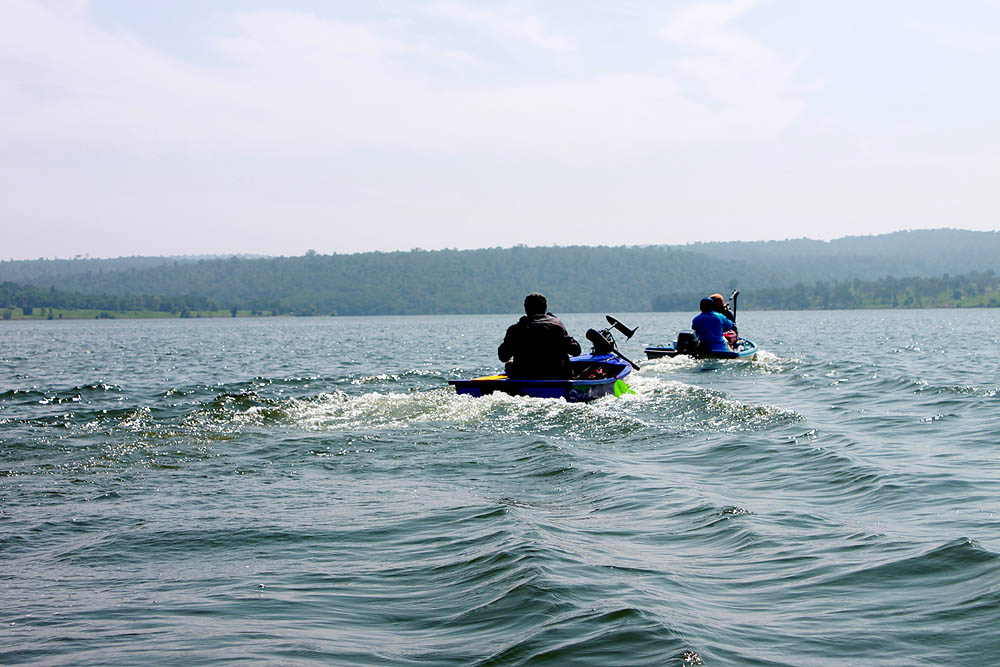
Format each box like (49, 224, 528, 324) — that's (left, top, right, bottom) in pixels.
(708, 293, 738, 349)
(709, 293, 736, 321)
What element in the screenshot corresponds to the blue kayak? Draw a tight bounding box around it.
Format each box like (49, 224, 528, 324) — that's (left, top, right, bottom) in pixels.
(645, 332, 758, 360)
(647, 292, 757, 360)
(449, 353, 632, 402)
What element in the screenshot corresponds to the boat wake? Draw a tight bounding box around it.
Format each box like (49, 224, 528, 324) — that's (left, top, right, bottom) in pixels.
(640, 348, 793, 375)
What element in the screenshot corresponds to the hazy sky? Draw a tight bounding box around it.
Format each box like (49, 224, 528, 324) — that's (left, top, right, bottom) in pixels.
(3, 0, 999, 259)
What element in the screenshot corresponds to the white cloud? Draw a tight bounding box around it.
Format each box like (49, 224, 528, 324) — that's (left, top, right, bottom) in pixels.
(5, 1, 1000, 260)
(0, 0, 803, 159)
(906, 18, 1000, 56)
(422, 1, 574, 54)
(659, 0, 800, 114)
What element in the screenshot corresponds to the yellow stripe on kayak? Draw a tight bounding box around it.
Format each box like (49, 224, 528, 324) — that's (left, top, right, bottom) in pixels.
(471, 374, 508, 381)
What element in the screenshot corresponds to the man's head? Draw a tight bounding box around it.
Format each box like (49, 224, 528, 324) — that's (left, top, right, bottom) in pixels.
(524, 293, 547, 315)
(700, 297, 716, 313)
(709, 293, 726, 308)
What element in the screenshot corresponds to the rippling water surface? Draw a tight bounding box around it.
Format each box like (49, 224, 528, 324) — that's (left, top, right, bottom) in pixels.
(2, 311, 999, 665)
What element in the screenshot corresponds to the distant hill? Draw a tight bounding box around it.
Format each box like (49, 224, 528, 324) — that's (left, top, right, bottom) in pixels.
(653, 271, 999, 311)
(682, 229, 1000, 283)
(6, 268, 997, 320)
(1, 229, 997, 315)
(0, 254, 254, 283)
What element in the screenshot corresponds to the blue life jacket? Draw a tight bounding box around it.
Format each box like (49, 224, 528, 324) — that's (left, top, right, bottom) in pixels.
(691, 311, 734, 353)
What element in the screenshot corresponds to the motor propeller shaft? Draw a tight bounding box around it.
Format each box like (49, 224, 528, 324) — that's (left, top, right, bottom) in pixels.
(605, 315, 637, 340)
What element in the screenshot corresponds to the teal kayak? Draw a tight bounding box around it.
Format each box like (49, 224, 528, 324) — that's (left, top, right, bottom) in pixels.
(645, 335, 758, 360)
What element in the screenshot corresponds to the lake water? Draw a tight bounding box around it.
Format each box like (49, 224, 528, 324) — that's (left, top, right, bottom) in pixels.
(2, 310, 999, 665)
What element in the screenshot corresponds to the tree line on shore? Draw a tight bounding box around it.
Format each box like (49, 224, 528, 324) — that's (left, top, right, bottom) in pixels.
(0, 283, 264, 319)
(652, 271, 1000, 312)
(3, 269, 998, 319)
(2, 230, 998, 317)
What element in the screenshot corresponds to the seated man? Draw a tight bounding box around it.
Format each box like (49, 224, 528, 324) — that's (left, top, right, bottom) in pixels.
(692, 297, 736, 354)
(498, 293, 581, 379)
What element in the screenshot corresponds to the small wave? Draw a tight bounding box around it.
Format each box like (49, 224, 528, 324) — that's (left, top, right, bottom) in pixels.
(628, 375, 800, 433)
(1, 383, 121, 398)
(747, 349, 796, 374)
(819, 537, 999, 591)
(691, 428, 919, 513)
(281, 388, 651, 441)
(719, 505, 754, 517)
(0, 388, 49, 401)
(287, 389, 474, 431)
(175, 389, 292, 433)
(116, 405, 154, 431)
(667, 501, 760, 552)
(35, 394, 79, 406)
(640, 355, 701, 372)
(913, 382, 998, 397)
(349, 369, 447, 385)
(208, 389, 265, 405)
(866, 375, 991, 397)
(477, 606, 693, 665)
(50, 525, 347, 565)
(72, 383, 123, 393)
(641, 349, 795, 376)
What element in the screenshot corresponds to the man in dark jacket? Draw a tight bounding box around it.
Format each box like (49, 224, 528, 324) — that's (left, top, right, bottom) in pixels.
(498, 293, 581, 379)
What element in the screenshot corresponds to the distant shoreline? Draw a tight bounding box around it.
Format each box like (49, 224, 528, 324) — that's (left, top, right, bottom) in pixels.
(0, 308, 283, 321)
(4, 230, 999, 318)
(2, 303, 997, 321)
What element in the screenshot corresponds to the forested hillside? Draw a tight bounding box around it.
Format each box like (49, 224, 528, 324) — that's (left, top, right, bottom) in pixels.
(1, 229, 997, 315)
(684, 229, 1000, 283)
(0, 271, 1000, 319)
(4, 269, 998, 320)
(0, 255, 228, 283)
(0, 246, 746, 315)
(653, 271, 1000, 312)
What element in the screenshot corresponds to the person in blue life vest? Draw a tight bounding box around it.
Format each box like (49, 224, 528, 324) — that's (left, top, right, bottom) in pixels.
(499, 293, 581, 379)
(692, 297, 736, 354)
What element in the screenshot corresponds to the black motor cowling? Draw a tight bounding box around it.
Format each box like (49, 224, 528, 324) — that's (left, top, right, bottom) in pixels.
(586, 328, 616, 355)
(676, 330, 699, 354)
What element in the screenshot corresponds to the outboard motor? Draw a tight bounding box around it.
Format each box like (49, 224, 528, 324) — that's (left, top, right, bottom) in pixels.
(676, 330, 699, 354)
(585, 316, 641, 370)
(586, 327, 616, 355)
